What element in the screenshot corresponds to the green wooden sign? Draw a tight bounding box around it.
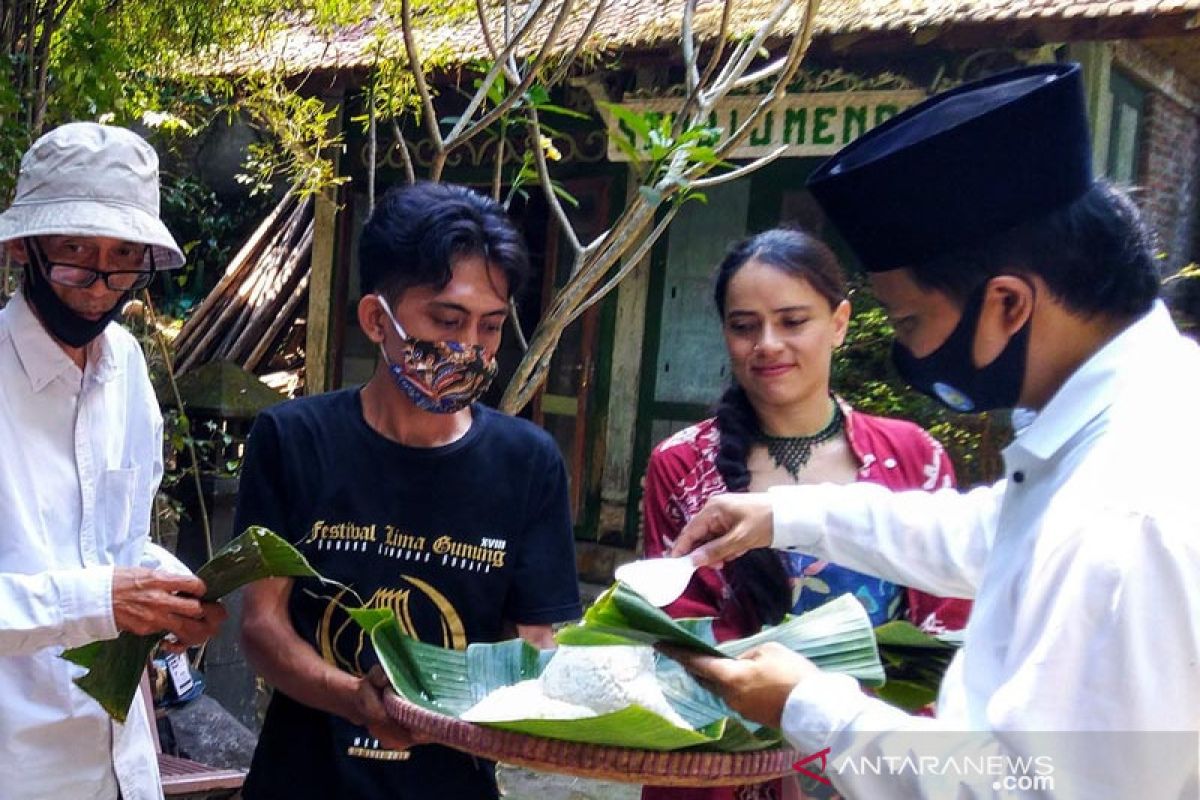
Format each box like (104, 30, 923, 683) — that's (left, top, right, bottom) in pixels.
(605, 90, 925, 161)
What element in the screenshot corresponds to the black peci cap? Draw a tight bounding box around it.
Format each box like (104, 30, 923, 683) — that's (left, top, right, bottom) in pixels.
(806, 63, 1093, 272)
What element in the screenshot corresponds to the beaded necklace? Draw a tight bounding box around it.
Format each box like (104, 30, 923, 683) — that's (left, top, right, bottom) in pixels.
(760, 403, 844, 481)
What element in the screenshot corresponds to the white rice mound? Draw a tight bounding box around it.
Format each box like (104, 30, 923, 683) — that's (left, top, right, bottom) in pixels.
(461, 645, 689, 728)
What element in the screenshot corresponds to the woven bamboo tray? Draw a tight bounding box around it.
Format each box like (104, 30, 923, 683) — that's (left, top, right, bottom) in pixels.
(383, 691, 802, 787)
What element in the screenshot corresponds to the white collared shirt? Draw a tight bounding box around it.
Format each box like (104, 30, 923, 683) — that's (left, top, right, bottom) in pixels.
(0, 290, 183, 800)
(769, 302, 1200, 798)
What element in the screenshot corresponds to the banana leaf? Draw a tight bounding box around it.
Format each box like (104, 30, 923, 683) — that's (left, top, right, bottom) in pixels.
(61, 526, 321, 721)
(351, 589, 884, 752)
(558, 585, 886, 685)
(555, 583, 722, 654)
(871, 620, 959, 711)
(352, 606, 779, 751)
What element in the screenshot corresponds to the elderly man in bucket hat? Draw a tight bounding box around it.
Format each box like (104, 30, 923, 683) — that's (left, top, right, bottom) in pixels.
(665, 63, 1200, 798)
(0, 122, 226, 799)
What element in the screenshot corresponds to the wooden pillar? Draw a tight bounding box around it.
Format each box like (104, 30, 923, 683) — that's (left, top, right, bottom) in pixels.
(597, 170, 652, 541)
(595, 67, 668, 542)
(1069, 42, 1115, 176)
(304, 91, 346, 395)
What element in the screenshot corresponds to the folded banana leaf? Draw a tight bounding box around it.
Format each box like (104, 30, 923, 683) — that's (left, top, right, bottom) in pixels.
(351, 589, 884, 752)
(558, 584, 886, 684)
(61, 526, 320, 721)
(871, 620, 959, 711)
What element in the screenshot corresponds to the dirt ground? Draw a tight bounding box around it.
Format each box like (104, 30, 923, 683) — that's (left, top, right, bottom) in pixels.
(497, 765, 641, 800)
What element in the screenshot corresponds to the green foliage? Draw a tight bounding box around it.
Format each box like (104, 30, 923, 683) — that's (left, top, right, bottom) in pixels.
(602, 102, 725, 192)
(235, 74, 348, 197)
(162, 409, 245, 481)
(1, 0, 287, 200)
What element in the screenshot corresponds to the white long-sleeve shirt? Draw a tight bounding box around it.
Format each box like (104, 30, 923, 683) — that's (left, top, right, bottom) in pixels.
(771, 302, 1200, 798)
(0, 290, 184, 800)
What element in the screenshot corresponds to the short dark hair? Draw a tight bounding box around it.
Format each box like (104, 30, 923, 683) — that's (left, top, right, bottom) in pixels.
(909, 180, 1160, 318)
(358, 182, 530, 300)
(712, 227, 847, 316)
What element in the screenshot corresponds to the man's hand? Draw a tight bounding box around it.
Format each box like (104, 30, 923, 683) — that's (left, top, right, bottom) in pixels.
(351, 666, 424, 751)
(112, 567, 227, 649)
(669, 493, 775, 567)
(659, 642, 819, 729)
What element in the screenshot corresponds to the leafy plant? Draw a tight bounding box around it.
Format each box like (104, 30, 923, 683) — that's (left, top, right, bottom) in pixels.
(163, 410, 245, 480)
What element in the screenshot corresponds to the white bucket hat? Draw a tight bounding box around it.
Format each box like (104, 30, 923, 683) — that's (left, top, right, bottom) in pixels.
(0, 122, 185, 269)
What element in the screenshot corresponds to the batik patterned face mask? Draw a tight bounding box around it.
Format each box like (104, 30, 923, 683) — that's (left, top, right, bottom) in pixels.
(375, 295, 498, 414)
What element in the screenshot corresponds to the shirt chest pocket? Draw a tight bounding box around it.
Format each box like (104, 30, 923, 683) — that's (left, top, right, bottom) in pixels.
(97, 467, 140, 563)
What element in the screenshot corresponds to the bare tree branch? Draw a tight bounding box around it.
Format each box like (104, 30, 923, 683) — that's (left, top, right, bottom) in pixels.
(367, 47, 379, 213)
(492, 133, 505, 201)
(697, 0, 733, 89)
(547, 0, 608, 88)
(389, 117, 416, 185)
(673, 0, 702, 136)
(401, 0, 444, 152)
(705, 0, 794, 107)
(732, 55, 791, 91)
(682, 0, 701, 103)
(396, 0, 824, 413)
(507, 296, 529, 351)
(690, 144, 787, 189)
(446, 0, 576, 147)
(443, 0, 555, 144)
(563, 202, 682, 328)
(702, 0, 817, 166)
(528, 107, 582, 254)
(473, 0, 502, 62)
(539, 200, 657, 328)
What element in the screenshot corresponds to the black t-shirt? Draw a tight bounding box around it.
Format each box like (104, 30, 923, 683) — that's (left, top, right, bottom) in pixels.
(235, 389, 582, 800)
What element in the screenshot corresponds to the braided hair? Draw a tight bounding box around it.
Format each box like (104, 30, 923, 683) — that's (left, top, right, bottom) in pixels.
(711, 229, 847, 629)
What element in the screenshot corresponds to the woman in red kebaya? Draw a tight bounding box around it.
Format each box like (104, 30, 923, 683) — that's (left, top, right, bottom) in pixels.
(641, 229, 970, 800)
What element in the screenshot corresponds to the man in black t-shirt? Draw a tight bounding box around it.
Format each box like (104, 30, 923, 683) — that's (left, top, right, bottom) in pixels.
(236, 182, 583, 800)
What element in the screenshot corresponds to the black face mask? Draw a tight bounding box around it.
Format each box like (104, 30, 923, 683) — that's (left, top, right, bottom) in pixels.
(22, 238, 129, 348)
(890, 280, 1032, 413)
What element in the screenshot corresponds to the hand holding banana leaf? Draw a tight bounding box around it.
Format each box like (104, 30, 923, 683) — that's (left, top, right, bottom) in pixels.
(659, 641, 820, 730)
(111, 568, 226, 653)
(61, 526, 322, 721)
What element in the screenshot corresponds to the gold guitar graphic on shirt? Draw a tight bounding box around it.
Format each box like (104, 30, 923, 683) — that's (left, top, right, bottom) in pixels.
(317, 574, 467, 673)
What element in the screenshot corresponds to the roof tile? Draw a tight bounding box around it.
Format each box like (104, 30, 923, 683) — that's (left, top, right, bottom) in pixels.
(211, 0, 1200, 75)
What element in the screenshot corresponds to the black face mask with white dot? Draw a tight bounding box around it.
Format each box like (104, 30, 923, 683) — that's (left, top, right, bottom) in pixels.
(890, 279, 1032, 414)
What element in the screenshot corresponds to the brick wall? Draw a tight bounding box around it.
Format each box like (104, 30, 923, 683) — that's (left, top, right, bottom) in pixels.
(1138, 91, 1200, 273)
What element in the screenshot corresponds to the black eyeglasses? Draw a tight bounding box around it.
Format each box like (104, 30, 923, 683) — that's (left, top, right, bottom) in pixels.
(44, 263, 156, 291)
(27, 237, 156, 291)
